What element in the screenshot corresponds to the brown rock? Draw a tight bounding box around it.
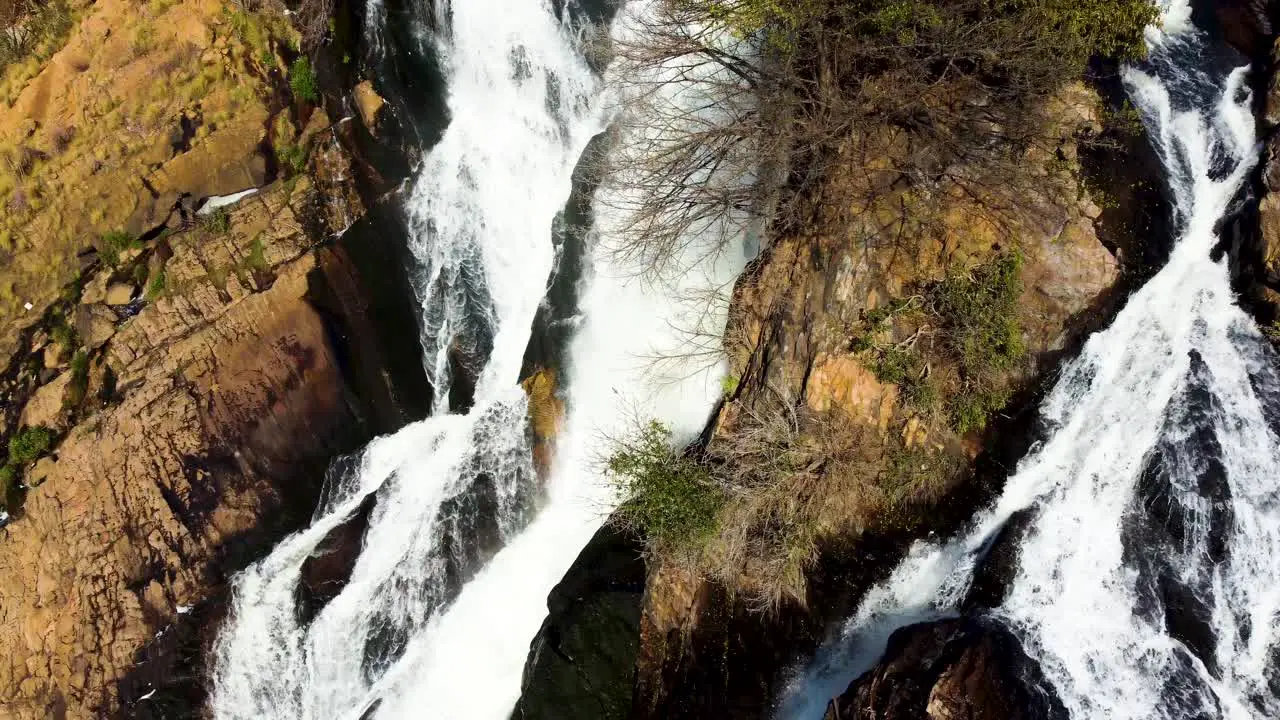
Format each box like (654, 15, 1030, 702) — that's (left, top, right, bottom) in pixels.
(20, 373, 72, 432)
(80, 273, 111, 305)
(522, 368, 566, 480)
(27, 457, 56, 487)
(0, 179, 370, 719)
(43, 342, 69, 370)
(824, 620, 1064, 720)
(74, 304, 117, 350)
(354, 80, 386, 131)
(104, 283, 136, 306)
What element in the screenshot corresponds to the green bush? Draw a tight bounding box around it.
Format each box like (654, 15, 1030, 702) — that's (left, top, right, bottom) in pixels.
(276, 142, 308, 177)
(64, 350, 89, 409)
(145, 270, 166, 300)
(607, 421, 723, 551)
(289, 56, 319, 103)
(201, 207, 231, 235)
(50, 319, 76, 350)
(9, 425, 54, 465)
(930, 251, 1024, 432)
(97, 229, 137, 268)
(0, 463, 15, 497)
(0, 1, 74, 75)
(932, 251, 1024, 374)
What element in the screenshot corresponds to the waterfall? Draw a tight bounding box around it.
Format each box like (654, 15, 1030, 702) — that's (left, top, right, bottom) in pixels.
(210, 0, 744, 718)
(780, 4, 1280, 719)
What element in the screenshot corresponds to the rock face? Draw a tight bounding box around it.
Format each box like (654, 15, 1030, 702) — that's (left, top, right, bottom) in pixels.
(512, 525, 647, 720)
(1249, 19, 1280, 323)
(0, 0, 294, 360)
(0, 118, 423, 718)
(628, 84, 1124, 719)
(823, 620, 1065, 720)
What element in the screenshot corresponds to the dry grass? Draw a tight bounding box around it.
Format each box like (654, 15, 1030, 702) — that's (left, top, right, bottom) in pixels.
(609, 388, 960, 611)
(702, 392, 958, 609)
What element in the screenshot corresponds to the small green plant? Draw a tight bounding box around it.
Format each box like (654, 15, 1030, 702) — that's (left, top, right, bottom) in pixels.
(97, 229, 137, 268)
(50, 319, 76, 350)
(64, 350, 89, 409)
(721, 374, 740, 397)
(607, 421, 723, 551)
(289, 56, 319, 103)
(9, 426, 54, 465)
(246, 237, 268, 272)
(201, 207, 231, 235)
(0, 462, 16, 497)
(276, 143, 308, 177)
(145, 270, 167, 300)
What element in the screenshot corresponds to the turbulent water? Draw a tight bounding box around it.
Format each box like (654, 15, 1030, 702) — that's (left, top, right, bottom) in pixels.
(210, 0, 743, 718)
(782, 5, 1280, 720)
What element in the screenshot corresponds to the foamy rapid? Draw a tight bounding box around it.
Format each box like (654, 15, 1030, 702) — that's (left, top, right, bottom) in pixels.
(210, 0, 748, 718)
(780, 3, 1280, 719)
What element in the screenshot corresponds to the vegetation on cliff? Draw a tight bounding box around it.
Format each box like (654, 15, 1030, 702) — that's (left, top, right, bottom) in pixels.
(607, 0, 1146, 607)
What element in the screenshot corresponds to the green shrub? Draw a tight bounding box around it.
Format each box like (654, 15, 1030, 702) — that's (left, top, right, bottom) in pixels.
(607, 421, 723, 551)
(276, 142, 308, 177)
(9, 425, 54, 465)
(246, 237, 268, 272)
(201, 207, 231, 235)
(932, 251, 1024, 374)
(97, 229, 137, 268)
(928, 251, 1025, 432)
(65, 350, 89, 409)
(0, 463, 15, 496)
(0, 1, 75, 74)
(50, 319, 76, 350)
(289, 56, 319, 103)
(145, 270, 166, 300)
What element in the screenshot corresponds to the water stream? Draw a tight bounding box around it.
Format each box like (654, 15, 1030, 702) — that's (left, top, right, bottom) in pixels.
(781, 4, 1280, 718)
(209, 0, 743, 718)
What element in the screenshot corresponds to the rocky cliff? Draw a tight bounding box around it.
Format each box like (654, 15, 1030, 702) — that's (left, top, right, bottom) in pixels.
(516, 56, 1163, 720)
(0, 2, 424, 717)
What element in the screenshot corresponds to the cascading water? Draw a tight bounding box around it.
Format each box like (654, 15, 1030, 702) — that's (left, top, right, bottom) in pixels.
(781, 4, 1280, 719)
(211, 0, 745, 717)
(210, 0, 603, 716)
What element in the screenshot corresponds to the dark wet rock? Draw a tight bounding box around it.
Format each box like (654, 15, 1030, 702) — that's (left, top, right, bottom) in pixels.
(511, 524, 646, 720)
(824, 619, 1066, 720)
(297, 492, 376, 625)
(963, 509, 1035, 611)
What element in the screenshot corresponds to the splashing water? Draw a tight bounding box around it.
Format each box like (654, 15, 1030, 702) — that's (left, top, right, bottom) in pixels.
(780, 6, 1280, 720)
(211, 0, 748, 718)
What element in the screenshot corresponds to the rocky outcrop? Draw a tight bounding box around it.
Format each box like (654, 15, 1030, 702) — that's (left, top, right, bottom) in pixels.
(823, 619, 1065, 720)
(512, 525, 647, 720)
(629, 84, 1125, 719)
(0, 109, 426, 718)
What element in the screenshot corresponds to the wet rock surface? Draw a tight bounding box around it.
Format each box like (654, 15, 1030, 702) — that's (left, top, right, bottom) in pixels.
(824, 619, 1066, 720)
(513, 525, 646, 720)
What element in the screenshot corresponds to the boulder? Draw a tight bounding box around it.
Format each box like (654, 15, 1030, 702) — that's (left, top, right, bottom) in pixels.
(75, 304, 118, 350)
(20, 372, 72, 433)
(824, 619, 1066, 720)
(42, 342, 69, 370)
(27, 457, 56, 487)
(513, 524, 646, 720)
(354, 80, 386, 131)
(80, 273, 111, 305)
(104, 283, 136, 306)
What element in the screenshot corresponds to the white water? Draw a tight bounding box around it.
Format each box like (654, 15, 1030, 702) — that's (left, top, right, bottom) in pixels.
(781, 5, 1280, 720)
(211, 0, 745, 718)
